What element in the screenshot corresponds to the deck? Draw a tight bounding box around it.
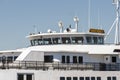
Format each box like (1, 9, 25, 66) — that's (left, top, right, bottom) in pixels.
(0, 61, 120, 71)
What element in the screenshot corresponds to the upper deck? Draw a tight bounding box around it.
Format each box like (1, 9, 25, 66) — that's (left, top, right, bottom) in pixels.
(27, 29, 105, 46)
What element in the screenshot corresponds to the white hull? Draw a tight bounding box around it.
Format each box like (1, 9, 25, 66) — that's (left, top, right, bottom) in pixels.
(0, 69, 119, 80)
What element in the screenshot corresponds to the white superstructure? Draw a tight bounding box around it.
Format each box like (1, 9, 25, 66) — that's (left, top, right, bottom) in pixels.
(0, 1, 120, 80)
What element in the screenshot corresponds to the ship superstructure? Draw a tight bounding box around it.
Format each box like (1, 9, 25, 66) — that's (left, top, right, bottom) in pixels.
(0, 0, 119, 80)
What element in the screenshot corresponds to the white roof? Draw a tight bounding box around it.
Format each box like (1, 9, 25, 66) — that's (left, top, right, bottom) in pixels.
(27, 32, 105, 40)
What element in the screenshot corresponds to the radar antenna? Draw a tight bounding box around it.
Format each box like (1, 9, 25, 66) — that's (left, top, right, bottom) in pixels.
(58, 21, 63, 33)
(73, 16, 79, 32)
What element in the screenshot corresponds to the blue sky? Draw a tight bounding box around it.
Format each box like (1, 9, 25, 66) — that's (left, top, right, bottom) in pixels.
(0, 0, 117, 50)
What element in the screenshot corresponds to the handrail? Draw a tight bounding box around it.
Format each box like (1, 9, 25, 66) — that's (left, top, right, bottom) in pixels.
(0, 61, 120, 71)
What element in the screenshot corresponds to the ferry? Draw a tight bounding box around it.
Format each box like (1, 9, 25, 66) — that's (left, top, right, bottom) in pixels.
(0, 0, 120, 80)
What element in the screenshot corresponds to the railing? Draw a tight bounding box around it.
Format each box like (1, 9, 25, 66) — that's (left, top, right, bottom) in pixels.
(0, 61, 120, 71)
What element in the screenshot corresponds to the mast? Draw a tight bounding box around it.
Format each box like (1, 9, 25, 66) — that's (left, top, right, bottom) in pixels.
(113, 0, 120, 44)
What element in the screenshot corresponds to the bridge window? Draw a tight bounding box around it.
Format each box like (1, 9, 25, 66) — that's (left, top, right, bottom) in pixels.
(93, 37, 98, 44)
(38, 39, 43, 45)
(98, 37, 104, 44)
(62, 37, 71, 44)
(30, 40, 35, 46)
(53, 38, 61, 44)
(86, 37, 92, 44)
(71, 37, 83, 44)
(43, 38, 52, 45)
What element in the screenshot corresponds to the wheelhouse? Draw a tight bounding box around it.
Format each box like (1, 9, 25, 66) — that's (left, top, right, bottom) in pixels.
(27, 32, 105, 46)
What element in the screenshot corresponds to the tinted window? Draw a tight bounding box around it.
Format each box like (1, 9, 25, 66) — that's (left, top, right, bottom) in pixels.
(67, 77, 71, 80)
(97, 77, 101, 80)
(26, 74, 32, 80)
(44, 55, 53, 63)
(60, 77, 65, 80)
(62, 56, 65, 63)
(73, 77, 78, 80)
(18, 74, 24, 80)
(80, 77, 84, 80)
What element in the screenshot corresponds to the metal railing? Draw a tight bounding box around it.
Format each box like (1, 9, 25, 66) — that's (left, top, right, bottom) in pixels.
(0, 61, 120, 71)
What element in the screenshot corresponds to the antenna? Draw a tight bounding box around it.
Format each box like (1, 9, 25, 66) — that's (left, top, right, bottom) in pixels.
(73, 16, 79, 32)
(88, 0, 91, 29)
(33, 25, 37, 34)
(58, 21, 63, 33)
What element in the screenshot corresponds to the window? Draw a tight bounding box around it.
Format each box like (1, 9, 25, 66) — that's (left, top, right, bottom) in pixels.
(43, 38, 52, 45)
(60, 77, 65, 80)
(17, 74, 34, 80)
(62, 56, 65, 63)
(98, 37, 104, 44)
(91, 77, 95, 80)
(97, 77, 101, 80)
(62, 37, 71, 44)
(78, 56, 83, 63)
(80, 77, 84, 80)
(14, 56, 18, 61)
(73, 77, 78, 80)
(38, 39, 43, 45)
(72, 37, 83, 44)
(0, 57, 2, 62)
(85, 77, 90, 80)
(67, 77, 71, 80)
(86, 37, 92, 44)
(66, 56, 70, 63)
(17, 74, 24, 80)
(107, 77, 111, 80)
(7, 56, 13, 63)
(26, 74, 32, 80)
(44, 55, 53, 63)
(34, 39, 39, 46)
(30, 40, 34, 46)
(93, 37, 98, 44)
(73, 56, 77, 63)
(53, 38, 61, 44)
(112, 56, 117, 63)
(112, 77, 116, 80)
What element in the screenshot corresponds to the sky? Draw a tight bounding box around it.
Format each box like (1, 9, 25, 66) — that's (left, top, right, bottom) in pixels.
(0, 0, 118, 50)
